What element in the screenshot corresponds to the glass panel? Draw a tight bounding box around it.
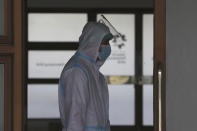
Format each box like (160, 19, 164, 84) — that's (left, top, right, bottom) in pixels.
(143, 14, 154, 76)
(28, 84, 60, 118)
(109, 85, 135, 125)
(0, 0, 5, 35)
(96, 14, 135, 125)
(143, 85, 153, 126)
(28, 13, 87, 42)
(97, 14, 135, 76)
(28, 50, 75, 78)
(0, 64, 4, 131)
(27, 85, 135, 124)
(143, 14, 154, 126)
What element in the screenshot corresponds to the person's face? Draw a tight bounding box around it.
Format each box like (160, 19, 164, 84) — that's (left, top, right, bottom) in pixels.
(98, 40, 110, 52)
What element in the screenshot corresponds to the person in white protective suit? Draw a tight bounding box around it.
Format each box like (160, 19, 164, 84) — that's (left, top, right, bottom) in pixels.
(58, 22, 113, 131)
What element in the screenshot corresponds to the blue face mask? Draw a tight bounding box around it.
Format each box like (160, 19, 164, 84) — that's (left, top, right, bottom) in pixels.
(98, 45, 111, 61)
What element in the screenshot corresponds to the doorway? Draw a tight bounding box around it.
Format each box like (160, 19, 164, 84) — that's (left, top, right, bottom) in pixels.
(25, 10, 154, 131)
(0, 0, 166, 130)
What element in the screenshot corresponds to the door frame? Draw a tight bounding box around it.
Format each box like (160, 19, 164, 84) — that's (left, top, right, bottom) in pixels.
(0, 0, 23, 131)
(0, 55, 13, 131)
(154, 0, 166, 131)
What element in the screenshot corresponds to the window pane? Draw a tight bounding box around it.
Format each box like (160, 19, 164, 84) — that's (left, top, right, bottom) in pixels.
(28, 13, 87, 42)
(97, 14, 135, 76)
(28, 84, 59, 118)
(28, 50, 75, 78)
(143, 14, 154, 76)
(143, 14, 154, 126)
(143, 85, 153, 126)
(27, 84, 135, 123)
(0, 0, 5, 35)
(109, 85, 135, 125)
(96, 14, 135, 126)
(0, 64, 4, 131)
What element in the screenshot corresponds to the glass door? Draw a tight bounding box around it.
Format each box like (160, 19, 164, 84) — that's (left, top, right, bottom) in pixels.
(25, 11, 154, 131)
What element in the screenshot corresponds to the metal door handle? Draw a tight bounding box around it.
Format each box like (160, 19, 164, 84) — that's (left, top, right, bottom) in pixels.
(158, 68, 162, 131)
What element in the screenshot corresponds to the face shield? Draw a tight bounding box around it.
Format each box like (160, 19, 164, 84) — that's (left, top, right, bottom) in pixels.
(97, 14, 123, 39)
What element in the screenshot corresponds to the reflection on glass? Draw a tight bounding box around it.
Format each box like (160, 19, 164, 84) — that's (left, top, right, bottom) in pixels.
(97, 14, 135, 76)
(28, 84, 60, 118)
(0, 0, 5, 35)
(0, 64, 4, 131)
(28, 50, 75, 78)
(28, 13, 87, 42)
(109, 85, 135, 125)
(143, 14, 154, 76)
(143, 85, 153, 125)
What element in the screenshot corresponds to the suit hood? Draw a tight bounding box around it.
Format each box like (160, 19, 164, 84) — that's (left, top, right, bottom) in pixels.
(77, 22, 112, 63)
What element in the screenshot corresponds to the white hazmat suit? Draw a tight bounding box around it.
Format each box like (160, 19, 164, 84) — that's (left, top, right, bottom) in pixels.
(58, 22, 113, 131)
